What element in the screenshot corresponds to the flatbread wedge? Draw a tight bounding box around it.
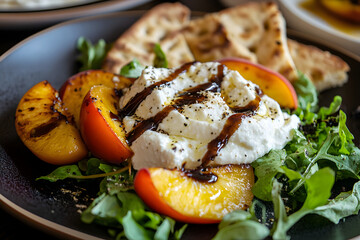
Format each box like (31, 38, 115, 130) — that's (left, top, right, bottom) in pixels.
(103, 2, 194, 73)
(287, 39, 350, 91)
(183, 2, 298, 82)
(102, 1, 350, 92)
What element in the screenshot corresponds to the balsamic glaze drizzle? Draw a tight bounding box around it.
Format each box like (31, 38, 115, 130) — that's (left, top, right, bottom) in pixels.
(118, 62, 262, 183)
(119, 62, 195, 118)
(126, 64, 225, 146)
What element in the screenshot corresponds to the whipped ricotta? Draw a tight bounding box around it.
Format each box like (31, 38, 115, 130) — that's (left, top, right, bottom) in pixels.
(119, 62, 299, 170)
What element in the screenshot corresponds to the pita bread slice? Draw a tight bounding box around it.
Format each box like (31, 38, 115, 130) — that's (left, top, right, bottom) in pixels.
(183, 2, 298, 82)
(103, 3, 193, 73)
(287, 39, 350, 91)
(182, 14, 257, 63)
(160, 31, 195, 68)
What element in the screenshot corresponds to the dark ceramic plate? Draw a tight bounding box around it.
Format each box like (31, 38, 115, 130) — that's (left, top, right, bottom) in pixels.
(0, 11, 360, 240)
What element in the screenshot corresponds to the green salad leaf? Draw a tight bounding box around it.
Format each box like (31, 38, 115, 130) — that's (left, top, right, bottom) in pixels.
(37, 45, 360, 240)
(293, 72, 318, 113)
(251, 149, 287, 201)
(213, 210, 270, 240)
(153, 43, 168, 68)
(271, 167, 335, 240)
(38, 157, 186, 240)
(80, 163, 187, 240)
(313, 181, 360, 223)
(120, 59, 145, 78)
(36, 165, 83, 182)
(119, 43, 167, 79)
(217, 71, 360, 239)
(77, 37, 110, 71)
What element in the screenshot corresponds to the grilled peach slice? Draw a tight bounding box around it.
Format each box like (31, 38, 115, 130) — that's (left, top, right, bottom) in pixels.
(219, 58, 298, 109)
(134, 165, 254, 223)
(59, 70, 132, 127)
(79, 85, 132, 164)
(15, 81, 88, 165)
(319, 0, 360, 23)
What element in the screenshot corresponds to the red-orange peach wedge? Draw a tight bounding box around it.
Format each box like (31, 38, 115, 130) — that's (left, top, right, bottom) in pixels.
(134, 165, 254, 224)
(59, 70, 133, 127)
(219, 58, 298, 109)
(15, 81, 88, 165)
(80, 85, 133, 164)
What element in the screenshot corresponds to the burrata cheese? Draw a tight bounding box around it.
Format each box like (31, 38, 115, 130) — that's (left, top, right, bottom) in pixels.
(119, 62, 299, 170)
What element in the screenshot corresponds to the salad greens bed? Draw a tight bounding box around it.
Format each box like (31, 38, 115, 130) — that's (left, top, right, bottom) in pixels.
(37, 38, 360, 240)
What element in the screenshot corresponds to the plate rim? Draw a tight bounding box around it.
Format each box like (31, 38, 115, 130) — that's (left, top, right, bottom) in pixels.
(1, 9, 360, 240)
(0, 194, 102, 240)
(0, 0, 151, 29)
(0, 0, 100, 12)
(278, 0, 360, 43)
(0, 10, 146, 62)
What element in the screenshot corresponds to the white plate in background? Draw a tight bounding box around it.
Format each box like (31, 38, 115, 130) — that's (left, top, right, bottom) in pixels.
(0, 0, 99, 11)
(277, 0, 360, 56)
(220, 0, 360, 56)
(0, 0, 151, 29)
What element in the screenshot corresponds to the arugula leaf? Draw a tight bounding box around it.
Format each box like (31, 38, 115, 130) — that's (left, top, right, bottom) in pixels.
(337, 110, 354, 154)
(289, 132, 337, 194)
(119, 44, 167, 78)
(174, 224, 188, 240)
(36, 165, 83, 182)
(284, 129, 316, 171)
(271, 168, 335, 239)
(293, 71, 318, 112)
(35, 65, 360, 240)
(317, 96, 341, 120)
(154, 217, 175, 240)
(333, 143, 360, 179)
(218, 210, 252, 228)
(83, 191, 187, 240)
(122, 211, 154, 240)
(313, 181, 360, 223)
(120, 59, 144, 78)
(71, 157, 187, 240)
(245, 92, 360, 240)
(77, 37, 109, 71)
(37, 159, 130, 182)
(270, 180, 289, 240)
(84, 157, 103, 175)
(251, 149, 286, 201)
(302, 167, 335, 209)
(153, 43, 168, 68)
(81, 193, 107, 224)
(99, 166, 135, 194)
(213, 210, 270, 240)
(82, 193, 125, 226)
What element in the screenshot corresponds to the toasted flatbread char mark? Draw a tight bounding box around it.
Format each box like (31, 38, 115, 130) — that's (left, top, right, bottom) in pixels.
(182, 14, 255, 63)
(102, 2, 194, 74)
(103, 1, 349, 91)
(183, 14, 257, 63)
(183, 2, 298, 82)
(287, 39, 350, 91)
